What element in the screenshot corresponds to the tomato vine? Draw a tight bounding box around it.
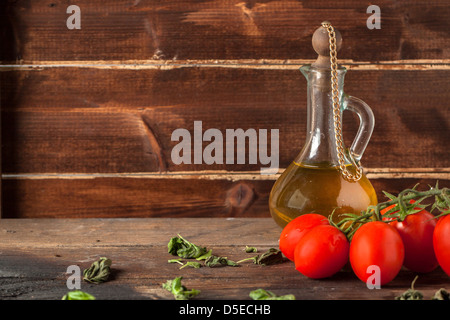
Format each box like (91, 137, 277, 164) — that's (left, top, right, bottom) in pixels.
(330, 183, 450, 241)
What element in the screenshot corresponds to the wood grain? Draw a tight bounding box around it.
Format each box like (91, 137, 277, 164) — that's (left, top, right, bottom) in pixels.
(1, 67, 449, 173)
(1, 0, 449, 62)
(0, 218, 448, 300)
(1, 175, 448, 218)
(1, 1, 449, 221)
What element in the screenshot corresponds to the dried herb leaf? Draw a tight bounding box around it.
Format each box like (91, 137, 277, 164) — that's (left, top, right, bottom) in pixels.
(249, 289, 295, 300)
(168, 258, 184, 265)
(196, 249, 213, 261)
(432, 288, 450, 300)
(162, 276, 200, 300)
(255, 248, 283, 265)
(237, 248, 284, 265)
(179, 261, 202, 269)
(168, 234, 209, 259)
(62, 290, 96, 300)
(168, 237, 183, 255)
(245, 246, 258, 253)
(205, 255, 238, 268)
(83, 257, 112, 284)
(396, 289, 424, 300)
(395, 276, 423, 300)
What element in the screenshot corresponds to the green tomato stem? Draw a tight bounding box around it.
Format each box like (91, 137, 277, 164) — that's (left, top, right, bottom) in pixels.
(331, 185, 449, 241)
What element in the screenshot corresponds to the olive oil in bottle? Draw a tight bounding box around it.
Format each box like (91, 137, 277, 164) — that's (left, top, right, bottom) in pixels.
(269, 162, 377, 228)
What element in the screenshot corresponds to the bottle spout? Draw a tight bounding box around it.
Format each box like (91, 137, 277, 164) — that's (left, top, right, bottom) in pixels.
(299, 65, 311, 79)
(311, 22, 342, 69)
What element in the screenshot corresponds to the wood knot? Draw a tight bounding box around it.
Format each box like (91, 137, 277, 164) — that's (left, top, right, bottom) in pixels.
(225, 182, 257, 216)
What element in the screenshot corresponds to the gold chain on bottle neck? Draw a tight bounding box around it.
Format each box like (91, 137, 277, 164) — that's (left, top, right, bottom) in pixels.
(321, 22, 362, 182)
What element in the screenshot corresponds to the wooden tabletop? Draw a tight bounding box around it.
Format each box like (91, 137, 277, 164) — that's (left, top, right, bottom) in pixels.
(0, 218, 448, 300)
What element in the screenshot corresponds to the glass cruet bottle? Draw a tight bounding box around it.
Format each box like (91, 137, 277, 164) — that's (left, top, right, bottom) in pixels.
(269, 23, 378, 228)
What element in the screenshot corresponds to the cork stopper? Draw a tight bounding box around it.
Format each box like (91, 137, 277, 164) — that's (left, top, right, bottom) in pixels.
(311, 22, 342, 68)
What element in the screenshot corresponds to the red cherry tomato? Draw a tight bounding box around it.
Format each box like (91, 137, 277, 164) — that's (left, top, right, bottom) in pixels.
(381, 204, 438, 273)
(279, 214, 329, 261)
(433, 214, 450, 276)
(294, 225, 349, 279)
(350, 221, 404, 286)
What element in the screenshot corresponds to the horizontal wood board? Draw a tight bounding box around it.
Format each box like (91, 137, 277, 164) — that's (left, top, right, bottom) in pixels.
(1, 67, 449, 173)
(1, 176, 448, 218)
(1, 0, 450, 61)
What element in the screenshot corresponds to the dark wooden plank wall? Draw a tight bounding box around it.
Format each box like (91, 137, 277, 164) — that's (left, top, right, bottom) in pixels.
(1, 0, 449, 218)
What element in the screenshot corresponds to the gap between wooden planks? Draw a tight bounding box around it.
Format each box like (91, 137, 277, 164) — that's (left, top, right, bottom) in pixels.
(1, 59, 450, 71)
(3, 168, 450, 181)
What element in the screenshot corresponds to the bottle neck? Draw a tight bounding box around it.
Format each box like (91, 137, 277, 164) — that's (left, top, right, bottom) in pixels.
(296, 65, 346, 167)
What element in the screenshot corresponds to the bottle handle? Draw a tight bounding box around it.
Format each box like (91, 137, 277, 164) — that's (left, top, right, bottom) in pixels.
(342, 94, 375, 162)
